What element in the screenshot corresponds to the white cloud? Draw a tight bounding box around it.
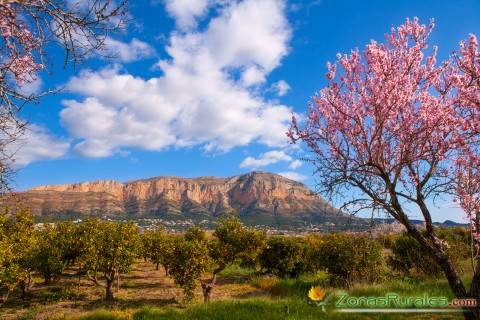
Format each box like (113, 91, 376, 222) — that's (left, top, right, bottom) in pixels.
(61, 0, 292, 157)
(104, 37, 155, 62)
(278, 171, 307, 182)
(241, 66, 266, 87)
(271, 80, 290, 96)
(240, 150, 292, 168)
(164, 0, 211, 30)
(6, 125, 70, 167)
(288, 159, 302, 169)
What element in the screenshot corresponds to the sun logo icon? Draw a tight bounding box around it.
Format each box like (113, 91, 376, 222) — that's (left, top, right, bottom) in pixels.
(307, 286, 331, 312)
(308, 286, 326, 301)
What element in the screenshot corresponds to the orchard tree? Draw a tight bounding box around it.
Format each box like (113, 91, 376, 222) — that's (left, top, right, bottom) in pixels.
(80, 220, 138, 304)
(258, 236, 307, 279)
(140, 226, 173, 271)
(0, 207, 36, 305)
(0, 0, 128, 193)
(32, 224, 65, 284)
(200, 217, 265, 302)
(166, 234, 210, 303)
(289, 17, 480, 319)
(55, 221, 83, 266)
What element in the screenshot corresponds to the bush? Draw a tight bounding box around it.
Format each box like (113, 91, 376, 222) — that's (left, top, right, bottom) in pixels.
(387, 228, 470, 277)
(315, 233, 383, 287)
(258, 237, 309, 278)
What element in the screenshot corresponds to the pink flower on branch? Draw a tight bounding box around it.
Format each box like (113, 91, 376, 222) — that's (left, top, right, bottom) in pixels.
(0, 3, 43, 88)
(289, 17, 480, 247)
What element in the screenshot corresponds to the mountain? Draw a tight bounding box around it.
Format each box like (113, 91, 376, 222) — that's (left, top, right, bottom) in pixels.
(4, 172, 349, 226)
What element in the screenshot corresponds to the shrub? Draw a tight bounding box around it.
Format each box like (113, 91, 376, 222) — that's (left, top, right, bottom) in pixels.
(258, 237, 309, 278)
(387, 228, 470, 277)
(316, 233, 383, 287)
(387, 233, 440, 277)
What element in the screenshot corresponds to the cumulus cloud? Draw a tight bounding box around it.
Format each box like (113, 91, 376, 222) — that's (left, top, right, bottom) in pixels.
(6, 125, 70, 167)
(278, 171, 307, 182)
(288, 159, 302, 169)
(104, 37, 155, 62)
(61, 0, 292, 157)
(240, 149, 303, 171)
(240, 150, 292, 168)
(164, 0, 211, 30)
(271, 80, 290, 96)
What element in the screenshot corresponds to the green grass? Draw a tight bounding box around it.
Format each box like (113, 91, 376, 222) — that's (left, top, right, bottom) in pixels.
(132, 300, 349, 320)
(75, 298, 459, 320)
(218, 263, 256, 277)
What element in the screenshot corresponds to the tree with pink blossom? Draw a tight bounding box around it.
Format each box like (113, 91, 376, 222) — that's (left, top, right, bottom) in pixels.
(289, 18, 480, 319)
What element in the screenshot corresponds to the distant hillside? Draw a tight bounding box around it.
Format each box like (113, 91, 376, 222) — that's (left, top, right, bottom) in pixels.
(4, 172, 358, 227)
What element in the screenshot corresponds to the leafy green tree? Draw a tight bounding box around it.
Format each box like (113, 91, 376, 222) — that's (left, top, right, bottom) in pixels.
(201, 217, 265, 302)
(79, 219, 139, 303)
(166, 235, 211, 303)
(316, 233, 383, 287)
(259, 236, 308, 278)
(140, 227, 178, 275)
(185, 226, 207, 242)
(32, 224, 65, 284)
(0, 208, 37, 305)
(55, 221, 83, 266)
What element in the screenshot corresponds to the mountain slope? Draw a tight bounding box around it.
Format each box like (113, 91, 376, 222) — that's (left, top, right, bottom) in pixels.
(6, 172, 342, 225)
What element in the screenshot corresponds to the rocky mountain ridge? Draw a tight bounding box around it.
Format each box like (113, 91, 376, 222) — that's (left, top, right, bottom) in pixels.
(6, 172, 342, 225)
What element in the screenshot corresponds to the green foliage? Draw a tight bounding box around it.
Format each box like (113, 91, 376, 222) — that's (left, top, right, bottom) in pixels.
(140, 229, 177, 274)
(387, 232, 439, 277)
(210, 217, 266, 270)
(387, 228, 470, 278)
(0, 207, 37, 302)
(315, 233, 383, 287)
(79, 219, 139, 302)
(259, 237, 309, 278)
(31, 224, 65, 283)
(165, 236, 211, 302)
(185, 226, 207, 242)
(55, 221, 83, 265)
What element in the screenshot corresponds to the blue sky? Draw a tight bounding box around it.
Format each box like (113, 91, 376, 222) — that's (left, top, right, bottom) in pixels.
(12, 0, 480, 222)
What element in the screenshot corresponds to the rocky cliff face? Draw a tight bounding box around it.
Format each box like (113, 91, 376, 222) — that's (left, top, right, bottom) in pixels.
(7, 172, 339, 223)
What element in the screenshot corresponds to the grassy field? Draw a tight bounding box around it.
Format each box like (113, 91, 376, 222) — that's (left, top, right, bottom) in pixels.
(0, 261, 466, 320)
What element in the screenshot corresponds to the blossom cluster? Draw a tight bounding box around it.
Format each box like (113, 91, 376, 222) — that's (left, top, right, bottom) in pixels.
(0, 3, 42, 87)
(289, 18, 480, 242)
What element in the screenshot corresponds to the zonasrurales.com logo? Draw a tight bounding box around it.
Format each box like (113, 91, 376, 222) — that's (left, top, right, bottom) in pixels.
(307, 288, 479, 314)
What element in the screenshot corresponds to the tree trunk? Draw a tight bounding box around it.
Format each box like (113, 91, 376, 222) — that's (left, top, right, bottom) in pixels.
(105, 280, 114, 304)
(201, 283, 213, 303)
(0, 291, 10, 307)
(105, 268, 116, 304)
(156, 262, 160, 271)
(405, 223, 478, 320)
(201, 266, 224, 303)
(44, 275, 52, 285)
(467, 263, 480, 320)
